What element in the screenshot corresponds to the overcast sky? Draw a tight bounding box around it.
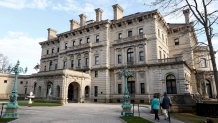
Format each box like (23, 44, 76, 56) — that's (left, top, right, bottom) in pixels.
(0, 0, 218, 74)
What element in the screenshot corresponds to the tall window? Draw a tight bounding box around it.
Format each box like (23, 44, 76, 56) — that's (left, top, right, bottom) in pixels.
(128, 30, 132, 37)
(65, 43, 68, 49)
(159, 50, 162, 59)
(166, 74, 177, 94)
(79, 39, 82, 45)
(139, 28, 143, 35)
(174, 38, 179, 45)
(118, 54, 122, 64)
(200, 58, 207, 68)
(49, 61, 52, 70)
(96, 35, 99, 43)
(127, 48, 134, 64)
(73, 41, 75, 46)
(139, 51, 144, 61)
(94, 86, 98, 97)
(118, 33, 122, 39)
(85, 58, 89, 66)
(78, 59, 81, 67)
(118, 84, 122, 94)
(71, 60, 74, 68)
(46, 50, 49, 54)
(57, 47, 59, 52)
(140, 83, 145, 94)
(63, 61, 67, 68)
(52, 48, 54, 53)
(94, 71, 98, 77)
(95, 56, 99, 65)
(55, 64, 57, 70)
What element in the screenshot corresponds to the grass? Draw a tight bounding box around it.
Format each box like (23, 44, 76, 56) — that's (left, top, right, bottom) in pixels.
(121, 116, 153, 123)
(171, 113, 218, 123)
(18, 102, 62, 106)
(0, 118, 16, 123)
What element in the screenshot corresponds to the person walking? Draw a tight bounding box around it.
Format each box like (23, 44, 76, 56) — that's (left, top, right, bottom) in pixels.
(160, 92, 172, 120)
(151, 93, 160, 121)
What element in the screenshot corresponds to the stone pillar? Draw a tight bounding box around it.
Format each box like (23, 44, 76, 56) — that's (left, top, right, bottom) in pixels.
(47, 28, 57, 40)
(112, 4, 123, 20)
(183, 9, 190, 24)
(70, 19, 79, 31)
(79, 14, 87, 27)
(95, 8, 103, 22)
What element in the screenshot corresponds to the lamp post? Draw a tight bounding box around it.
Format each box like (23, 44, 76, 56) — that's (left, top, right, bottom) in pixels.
(119, 67, 133, 116)
(3, 61, 27, 118)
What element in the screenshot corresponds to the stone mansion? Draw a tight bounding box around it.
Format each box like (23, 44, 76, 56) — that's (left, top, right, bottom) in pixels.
(0, 4, 216, 104)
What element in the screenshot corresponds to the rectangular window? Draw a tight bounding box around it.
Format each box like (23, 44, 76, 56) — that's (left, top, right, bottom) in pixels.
(118, 55, 122, 64)
(57, 47, 59, 52)
(94, 86, 98, 97)
(20, 81, 23, 84)
(73, 41, 75, 46)
(159, 50, 162, 59)
(71, 60, 74, 68)
(55, 64, 57, 70)
(139, 28, 143, 35)
(96, 35, 99, 43)
(95, 56, 99, 65)
(85, 58, 89, 66)
(140, 83, 145, 94)
(87, 37, 90, 43)
(94, 71, 98, 77)
(78, 59, 81, 67)
(118, 33, 122, 39)
(174, 38, 179, 45)
(118, 84, 122, 94)
(52, 48, 54, 53)
(63, 61, 67, 68)
(128, 30, 132, 37)
(46, 50, 49, 54)
(4, 80, 7, 83)
(65, 43, 68, 49)
(139, 51, 144, 61)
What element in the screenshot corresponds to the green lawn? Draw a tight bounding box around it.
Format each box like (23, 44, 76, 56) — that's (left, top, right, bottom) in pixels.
(171, 113, 218, 123)
(0, 118, 16, 123)
(18, 102, 62, 106)
(121, 116, 153, 123)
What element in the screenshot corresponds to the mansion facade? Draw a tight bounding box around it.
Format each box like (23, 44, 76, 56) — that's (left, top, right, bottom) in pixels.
(0, 4, 216, 104)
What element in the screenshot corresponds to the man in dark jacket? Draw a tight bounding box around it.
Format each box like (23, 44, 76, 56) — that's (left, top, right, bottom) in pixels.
(160, 92, 172, 120)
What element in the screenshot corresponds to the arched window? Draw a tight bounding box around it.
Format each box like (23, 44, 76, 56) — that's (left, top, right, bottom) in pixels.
(33, 82, 37, 95)
(166, 74, 177, 94)
(205, 80, 212, 98)
(56, 85, 61, 97)
(47, 82, 53, 97)
(200, 58, 207, 68)
(127, 48, 134, 64)
(37, 86, 41, 97)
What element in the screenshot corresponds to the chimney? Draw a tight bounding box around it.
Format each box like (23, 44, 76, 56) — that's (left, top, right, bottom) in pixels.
(79, 14, 87, 27)
(183, 9, 190, 24)
(70, 19, 79, 31)
(112, 4, 123, 20)
(95, 8, 103, 22)
(47, 28, 57, 40)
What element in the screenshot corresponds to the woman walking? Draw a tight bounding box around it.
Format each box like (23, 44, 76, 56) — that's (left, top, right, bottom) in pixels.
(151, 94, 160, 121)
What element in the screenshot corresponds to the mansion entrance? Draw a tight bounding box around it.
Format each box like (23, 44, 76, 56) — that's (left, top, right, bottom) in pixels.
(68, 82, 80, 103)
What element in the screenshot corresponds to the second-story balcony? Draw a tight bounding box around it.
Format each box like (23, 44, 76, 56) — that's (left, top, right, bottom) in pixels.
(147, 57, 184, 64)
(68, 43, 91, 52)
(113, 34, 146, 46)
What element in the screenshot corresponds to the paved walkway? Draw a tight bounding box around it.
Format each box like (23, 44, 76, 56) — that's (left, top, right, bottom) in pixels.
(9, 103, 184, 123)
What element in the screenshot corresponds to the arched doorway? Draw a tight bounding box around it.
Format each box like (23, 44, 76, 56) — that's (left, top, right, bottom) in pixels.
(205, 80, 212, 98)
(166, 74, 177, 94)
(68, 82, 80, 102)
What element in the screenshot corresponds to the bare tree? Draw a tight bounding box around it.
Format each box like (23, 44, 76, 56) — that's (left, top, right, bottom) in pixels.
(152, 0, 218, 98)
(0, 53, 9, 73)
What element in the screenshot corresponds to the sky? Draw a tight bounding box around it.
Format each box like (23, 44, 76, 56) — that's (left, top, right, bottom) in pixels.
(0, 0, 218, 75)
